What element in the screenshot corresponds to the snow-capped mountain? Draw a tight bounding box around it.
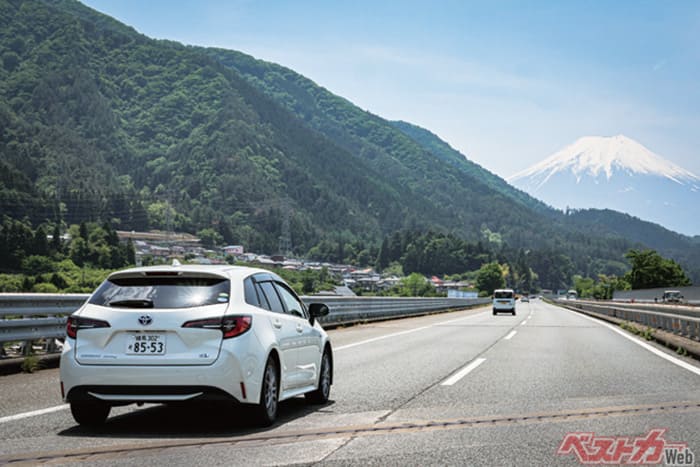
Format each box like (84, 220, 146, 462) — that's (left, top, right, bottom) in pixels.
(508, 135, 700, 236)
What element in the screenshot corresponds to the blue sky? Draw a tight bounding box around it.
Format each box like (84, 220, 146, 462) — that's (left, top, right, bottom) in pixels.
(82, 0, 700, 178)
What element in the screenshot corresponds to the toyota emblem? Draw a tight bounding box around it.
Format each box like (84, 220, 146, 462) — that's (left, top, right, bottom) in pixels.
(138, 315, 153, 326)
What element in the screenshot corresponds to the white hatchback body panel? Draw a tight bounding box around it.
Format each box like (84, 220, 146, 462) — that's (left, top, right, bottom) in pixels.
(73, 304, 227, 366)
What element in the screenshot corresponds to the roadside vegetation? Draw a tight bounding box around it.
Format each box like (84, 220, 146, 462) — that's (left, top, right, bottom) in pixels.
(0, 218, 691, 298)
(572, 249, 690, 299)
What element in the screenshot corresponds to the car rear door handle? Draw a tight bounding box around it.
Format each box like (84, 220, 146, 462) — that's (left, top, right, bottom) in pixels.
(273, 320, 282, 329)
(296, 324, 303, 333)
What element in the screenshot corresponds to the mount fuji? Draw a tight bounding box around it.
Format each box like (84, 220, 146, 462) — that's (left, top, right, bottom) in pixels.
(507, 135, 700, 236)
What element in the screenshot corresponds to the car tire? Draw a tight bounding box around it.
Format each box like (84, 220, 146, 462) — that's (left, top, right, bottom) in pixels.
(255, 357, 279, 426)
(70, 401, 110, 427)
(306, 349, 332, 404)
(492, 308, 497, 315)
(512, 310, 516, 316)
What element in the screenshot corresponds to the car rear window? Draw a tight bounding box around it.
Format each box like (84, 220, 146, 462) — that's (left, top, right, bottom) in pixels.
(494, 291, 514, 299)
(89, 276, 231, 309)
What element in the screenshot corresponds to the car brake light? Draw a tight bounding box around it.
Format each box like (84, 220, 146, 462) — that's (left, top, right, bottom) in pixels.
(66, 316, 110, 339)
(182, 315, 252, 339)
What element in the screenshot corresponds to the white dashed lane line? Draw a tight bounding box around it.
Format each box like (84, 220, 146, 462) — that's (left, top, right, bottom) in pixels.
(0, 404, 69, 424)
(441, 358, 487, 386)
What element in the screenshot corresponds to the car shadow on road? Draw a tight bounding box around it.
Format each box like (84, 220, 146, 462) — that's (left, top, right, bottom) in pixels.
(57, 398, 336, 439)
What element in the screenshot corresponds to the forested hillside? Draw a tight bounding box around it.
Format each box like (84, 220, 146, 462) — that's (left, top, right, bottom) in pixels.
(0, 0, 698, 286)
(204, 47, 558, 244)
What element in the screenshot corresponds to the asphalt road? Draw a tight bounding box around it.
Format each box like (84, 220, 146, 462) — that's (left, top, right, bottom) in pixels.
(1, 299, 700, 466)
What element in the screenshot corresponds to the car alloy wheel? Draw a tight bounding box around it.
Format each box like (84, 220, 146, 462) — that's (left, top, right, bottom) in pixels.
(256, 357, 279, 426)
(306, 350, 331, 404)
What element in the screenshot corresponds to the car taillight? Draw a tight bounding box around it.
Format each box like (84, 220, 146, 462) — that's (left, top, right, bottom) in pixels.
(66, 316, 110, 339)
(182, 315, 252, 339)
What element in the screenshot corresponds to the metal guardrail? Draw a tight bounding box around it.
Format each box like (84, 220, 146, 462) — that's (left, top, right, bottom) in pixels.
(600, 301, 700, 319)
(0, 293, 490, 348)
(0, 294, 90, 349)
(308, 296, 491, 326)
(613, 286, 700, 305)
(558, 299, 700, 341)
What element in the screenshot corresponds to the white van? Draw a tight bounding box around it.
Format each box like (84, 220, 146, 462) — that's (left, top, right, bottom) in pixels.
(493, 289, 516, 315)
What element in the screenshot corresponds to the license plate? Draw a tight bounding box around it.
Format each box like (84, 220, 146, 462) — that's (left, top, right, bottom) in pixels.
(126, 333, 166, 355)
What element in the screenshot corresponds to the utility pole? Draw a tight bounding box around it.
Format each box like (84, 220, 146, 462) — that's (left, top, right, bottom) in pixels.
(277, 198, 292, 257)
(164, 190, 173, 242)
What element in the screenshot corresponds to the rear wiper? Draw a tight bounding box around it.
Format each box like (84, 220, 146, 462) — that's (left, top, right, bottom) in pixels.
(107, 299, 154, 308)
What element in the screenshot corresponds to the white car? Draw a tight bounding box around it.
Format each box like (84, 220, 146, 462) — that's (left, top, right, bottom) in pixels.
(492, 288, 516, 315)
(60, 264, 333, 427)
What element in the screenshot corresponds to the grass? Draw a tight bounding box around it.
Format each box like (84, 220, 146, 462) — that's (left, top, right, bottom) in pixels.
(618, 322, 654, 341)
(21, 355, 41, 373)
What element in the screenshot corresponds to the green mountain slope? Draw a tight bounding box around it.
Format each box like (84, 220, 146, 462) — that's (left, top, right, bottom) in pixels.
(390, 120, 554, 216)
(203, 47, 564, 243)
(0, 0, 434, 252)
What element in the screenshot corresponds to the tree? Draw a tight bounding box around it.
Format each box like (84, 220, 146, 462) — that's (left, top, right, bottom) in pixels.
(32, 226, 50, 257)
(197, 228, 223, 248)
(624, 249, 691, 289)
(476, 262, 505, 295)
(79, 222, 89, 241)
(51, 224, 62, 254)
(125, 238, 136, 265)
(399, 273, 433, 297)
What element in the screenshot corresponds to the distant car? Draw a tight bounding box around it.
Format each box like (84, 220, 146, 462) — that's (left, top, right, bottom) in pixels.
(493, 289, 516, 315)
(662, 290, 684, 303)
(60, 264, 333, 427)
(521, 296, 529, 303)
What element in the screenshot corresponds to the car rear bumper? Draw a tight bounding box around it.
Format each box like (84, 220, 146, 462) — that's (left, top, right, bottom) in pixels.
(60, 339, 264, 406)
(66, 384, 239, 404)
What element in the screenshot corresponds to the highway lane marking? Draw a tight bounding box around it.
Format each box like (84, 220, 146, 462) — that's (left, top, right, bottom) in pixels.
(520, 310, 534, 326)
(334, 325, 433, 351)
(440, 358, 486, 386)
(504, 330, 517, 340)
(334, 310, 488, 351)
(0, 404, 69, 424)
(563, 307, 700, 377)
(437, 311, 489, 326)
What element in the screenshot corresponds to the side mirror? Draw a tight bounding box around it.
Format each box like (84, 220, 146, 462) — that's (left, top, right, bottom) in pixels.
(308, 303, 329, 325)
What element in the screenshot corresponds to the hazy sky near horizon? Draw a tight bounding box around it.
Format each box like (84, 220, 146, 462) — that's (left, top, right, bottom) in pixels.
(82, 0, 700, 178)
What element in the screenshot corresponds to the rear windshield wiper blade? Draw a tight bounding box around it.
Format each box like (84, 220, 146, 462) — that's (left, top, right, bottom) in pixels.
(107, 299, 154, 308)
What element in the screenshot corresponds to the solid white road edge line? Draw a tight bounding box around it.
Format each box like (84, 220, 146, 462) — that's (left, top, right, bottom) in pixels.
(563, 307, 700, 377)
(334, 325, 434, 351)
(0, 404, 69, 424)
(504, 330, 517, 340)
(334, 310, 488, 351)
(441, 358, 487, 386)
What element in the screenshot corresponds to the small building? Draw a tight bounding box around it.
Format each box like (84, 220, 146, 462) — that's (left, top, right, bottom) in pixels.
(223, 245, 244, 256)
